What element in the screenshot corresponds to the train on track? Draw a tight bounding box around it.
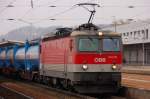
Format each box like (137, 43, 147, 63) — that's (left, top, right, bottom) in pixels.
(0, 23, 122, 94)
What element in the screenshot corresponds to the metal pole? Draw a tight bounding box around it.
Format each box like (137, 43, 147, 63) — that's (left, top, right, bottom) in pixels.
(88, 11, 95, 23)
(28, 23, 33, 40)
(112, 16, 117, 32)
(31, 0, 34, 8)
(115, 22, 117, 32)
(142, 35, 145, 66)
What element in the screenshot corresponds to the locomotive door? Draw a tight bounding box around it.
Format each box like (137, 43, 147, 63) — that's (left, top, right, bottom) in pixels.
(64, 47, 68, 78)
(64, 39, 73, 78)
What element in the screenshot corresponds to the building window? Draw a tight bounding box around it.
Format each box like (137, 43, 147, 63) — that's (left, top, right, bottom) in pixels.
(138, 31, 140, 36)
(142, 30, 145, 39)
(126, 32, 129, 36)
(134, 31, 137, 39)
(130, 32, 133, 36)
(123, 33, 126, 37)
(134, 31, 136, 37)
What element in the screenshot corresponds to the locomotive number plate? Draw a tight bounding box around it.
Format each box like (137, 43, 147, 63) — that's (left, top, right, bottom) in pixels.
(95, 58, 106, 63)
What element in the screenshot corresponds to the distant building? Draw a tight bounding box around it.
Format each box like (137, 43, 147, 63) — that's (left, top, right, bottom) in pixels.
(102, 19, 150, 66)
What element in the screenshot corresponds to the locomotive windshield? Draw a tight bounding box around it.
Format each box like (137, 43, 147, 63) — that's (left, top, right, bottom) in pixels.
(102, 38, 120, 51)
(78, 37, 120, 52)
(78, 38, 99, 51)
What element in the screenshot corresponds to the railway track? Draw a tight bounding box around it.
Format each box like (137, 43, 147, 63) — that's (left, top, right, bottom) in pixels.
(0, 85, 32, 99)
(0, 66, 149, 99)
(0, 76, 96, 99)
(25, 81, 97, 99)
(0, 76, 127, 99)
(25, 82, 128, 99)
(111, 96, 126, 99)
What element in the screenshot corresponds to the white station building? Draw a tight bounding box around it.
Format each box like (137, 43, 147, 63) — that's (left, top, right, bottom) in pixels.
(102, 20, 150, 66)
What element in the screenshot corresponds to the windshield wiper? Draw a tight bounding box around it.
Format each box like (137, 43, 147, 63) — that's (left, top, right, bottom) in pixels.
(88, 36, 94, 42)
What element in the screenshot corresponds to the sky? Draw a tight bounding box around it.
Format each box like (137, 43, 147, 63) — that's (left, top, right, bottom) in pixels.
(0, 0, 150, 35)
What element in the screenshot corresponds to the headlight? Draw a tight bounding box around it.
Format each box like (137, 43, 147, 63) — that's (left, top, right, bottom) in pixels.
(112, 65, 117, 70)
(98, 32, 103, 36)
(82, 65, 88, 70)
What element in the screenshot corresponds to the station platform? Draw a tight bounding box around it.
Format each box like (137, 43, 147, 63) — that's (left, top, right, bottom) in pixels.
(121, 66, 150, 91)
(121, 66, 150, 99)
(122, 66, 150, 75)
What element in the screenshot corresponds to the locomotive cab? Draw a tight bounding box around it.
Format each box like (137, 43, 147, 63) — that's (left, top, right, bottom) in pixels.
(67, 27, 122, 93)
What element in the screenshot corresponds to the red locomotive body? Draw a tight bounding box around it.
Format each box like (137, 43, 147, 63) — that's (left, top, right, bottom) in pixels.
(40, 27, 122, 94)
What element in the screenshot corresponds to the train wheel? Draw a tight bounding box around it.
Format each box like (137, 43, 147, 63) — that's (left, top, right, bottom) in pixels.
(39, 75, 44, 83)
(52, 78, 62, 89)
(60, 79, 74, 91)
(66, 80, 76, 92)
(52, 78, 57, 88)
(61, 79, 68, 90)
(47, 77, 53, 87)
(42, 76, 48, 85)
(32, 74, 39, 82)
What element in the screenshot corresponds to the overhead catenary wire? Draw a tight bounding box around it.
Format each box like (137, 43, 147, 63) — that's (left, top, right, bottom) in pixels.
(19, 7, 35, 19)
(14, 5, 77, 24)
(28, 5, 77, 24)
(0, 1, 150, 27)
(27, 3, 101, 24)
(19, 0, 46, 20)
(2, 7, 149, 24)
(128, 8, 150, 20)
(4, 7, 149, 24)
(0, 0, 17, 17)
(0, 16, 119, 21)
(48, 5, 77, 18)
(39, 0, 59, 7)
(17, 0, 60, 21)
(0, 5, 150, 8)
(111, 7, 150, 24)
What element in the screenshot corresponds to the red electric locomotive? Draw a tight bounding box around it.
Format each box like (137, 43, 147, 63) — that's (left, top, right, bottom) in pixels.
(40, 23, 122, 94)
